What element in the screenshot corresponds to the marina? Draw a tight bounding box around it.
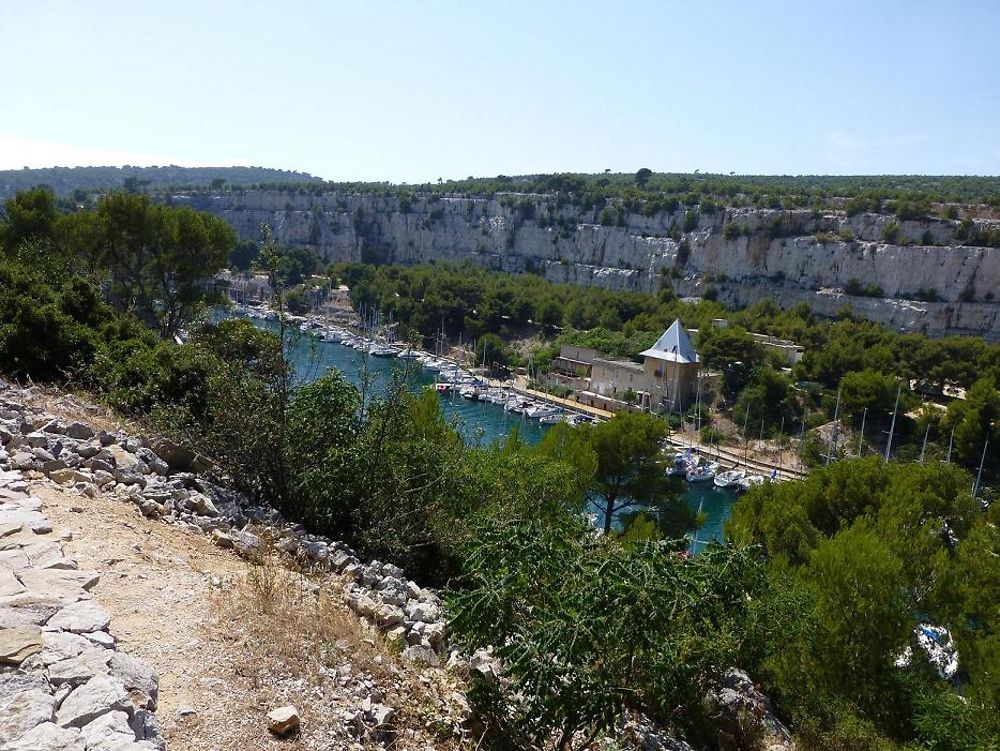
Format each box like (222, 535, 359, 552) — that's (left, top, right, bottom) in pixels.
(231, 307, 758, 547)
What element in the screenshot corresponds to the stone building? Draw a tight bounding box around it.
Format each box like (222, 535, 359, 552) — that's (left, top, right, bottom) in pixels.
(584, 319, 700, 413)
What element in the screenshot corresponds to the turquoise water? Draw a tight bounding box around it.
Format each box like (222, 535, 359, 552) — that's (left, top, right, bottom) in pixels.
(240, 317, 736, 545)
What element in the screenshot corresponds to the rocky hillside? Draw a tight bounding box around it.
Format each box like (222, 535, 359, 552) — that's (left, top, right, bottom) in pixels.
(175, 190, 1000, 340)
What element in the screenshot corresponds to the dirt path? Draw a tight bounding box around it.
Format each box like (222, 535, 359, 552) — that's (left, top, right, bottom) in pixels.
(31, 476, 467, 751)
(33, 478, 270, 749)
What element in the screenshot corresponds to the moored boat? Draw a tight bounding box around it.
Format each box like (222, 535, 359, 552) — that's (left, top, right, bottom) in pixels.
(686, 462, 719, 483)
(738, 474, 766, 492)
(713, 469, 746, 490)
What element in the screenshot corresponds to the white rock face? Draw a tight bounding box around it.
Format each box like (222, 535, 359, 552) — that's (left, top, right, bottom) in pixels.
(47, 601, 111, 634)
(177, 190, 1000, 339)
(0, 689, 57, 745)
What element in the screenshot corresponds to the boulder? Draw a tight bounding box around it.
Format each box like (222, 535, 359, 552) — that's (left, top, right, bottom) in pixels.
(0, 569, 26, 596)
(108, 652, 158, 710)
(47, 648, 113, 687)
(367, 702, 396, 730)
(39, 631, 92, 665)
(64, 422, 95, 441)
(185, 493, 218, 517)
(1, 721, 85, 750)
(78, 709, 148, 750)
(0, 671, 47, 700)
(402, 644, 440, 668)
(82, 631, 116, 649)
(17, 569, 99, 598)
(0, 508, 52, 535)
(701, 668, 794, 750)
(0, 689, 57, 745)
(56, 674, 131, 729)
(267, 705, 300, 736)
(129, 708, 165, 751)
(105, 445, 138, 470)
(0, 625, 43, 665)
(0, 595, 63, 628)
(75, 444, 100, 460)
(150, 438, 196, 472)
(47, 601, 112, 634)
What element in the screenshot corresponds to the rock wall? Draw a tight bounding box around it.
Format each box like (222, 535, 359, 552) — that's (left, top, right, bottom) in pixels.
(173, 190, 1000, 339)
(0, 461, 163, 748)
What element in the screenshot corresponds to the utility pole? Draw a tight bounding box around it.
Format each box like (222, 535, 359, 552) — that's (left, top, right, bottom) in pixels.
(919, 422, 930, 464)
(944, 424, 955, 464)
(883, 387, 901, 464)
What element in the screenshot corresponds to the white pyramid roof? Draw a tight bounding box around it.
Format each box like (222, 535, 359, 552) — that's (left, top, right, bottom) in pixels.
(638, 319, 699, 364)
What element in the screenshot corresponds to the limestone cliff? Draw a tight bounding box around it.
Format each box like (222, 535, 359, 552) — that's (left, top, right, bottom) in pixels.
(171, 190, 1000, 340)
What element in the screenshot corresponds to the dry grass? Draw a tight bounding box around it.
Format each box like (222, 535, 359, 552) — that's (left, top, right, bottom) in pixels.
(12, 381, 139, 436)
(209, 551, 472, 750)
(215, 550, 390, 687)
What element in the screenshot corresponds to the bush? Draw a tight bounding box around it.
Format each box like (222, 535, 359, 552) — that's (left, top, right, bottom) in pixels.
(881, 222, 900, 243)
(448, 514, 763, 748)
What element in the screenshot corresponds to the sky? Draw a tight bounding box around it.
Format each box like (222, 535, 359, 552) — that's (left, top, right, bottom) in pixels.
(1, 0, 998, 182)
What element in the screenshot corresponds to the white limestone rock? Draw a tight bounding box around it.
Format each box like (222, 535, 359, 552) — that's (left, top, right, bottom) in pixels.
(0, 721, 85, 750)
(266, 704, 300, 736)
(55, 674, 131, 729)
(108, 652, 158, 710)
(0, 625, 43, 665)
(0, 689, 57, 745)
(47, 601, 111, 634)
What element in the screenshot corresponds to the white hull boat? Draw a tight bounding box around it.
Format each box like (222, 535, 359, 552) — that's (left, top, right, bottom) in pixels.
(686, 462, 720, 483)
(713, 469, 746, 490)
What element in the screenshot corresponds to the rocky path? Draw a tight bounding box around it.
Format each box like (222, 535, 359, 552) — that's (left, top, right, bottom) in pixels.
(0, 467, 163, 750)
(0, 385, 473, 751)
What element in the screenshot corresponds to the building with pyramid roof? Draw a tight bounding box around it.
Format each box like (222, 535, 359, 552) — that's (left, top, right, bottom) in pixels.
(585, 319, 700, 413)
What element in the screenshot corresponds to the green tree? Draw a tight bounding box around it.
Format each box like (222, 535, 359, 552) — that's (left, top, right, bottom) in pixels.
(839, 369, 902, 424)
(0, 186, 58, 249)
(944, 378, 999, 468)
(93, 192, 236, 337)
(448, 513, 762, 751)
(634, 167, 653, 187)
(584, 412, 689, 536)
(698, 326, 766, 397)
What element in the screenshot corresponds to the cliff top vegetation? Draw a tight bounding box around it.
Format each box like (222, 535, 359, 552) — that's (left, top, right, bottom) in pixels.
(6, 167, 1000, 212)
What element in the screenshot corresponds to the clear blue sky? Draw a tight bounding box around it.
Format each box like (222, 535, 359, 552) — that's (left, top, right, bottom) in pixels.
(1, 0, 998, 181)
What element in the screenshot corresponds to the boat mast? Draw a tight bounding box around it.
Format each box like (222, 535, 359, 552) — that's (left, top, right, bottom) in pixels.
(973, 423, 993, 499)
(944, 424, 955, 464)
(857, 407, 867, 457)
(825, 385, 841, 466)
(742, 402, 751, 469)
(883, 386, 901, 464)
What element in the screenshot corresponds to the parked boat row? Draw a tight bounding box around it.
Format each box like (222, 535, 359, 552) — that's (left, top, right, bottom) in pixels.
(666, 449, 770, 492)
(280, 314, 603, 427)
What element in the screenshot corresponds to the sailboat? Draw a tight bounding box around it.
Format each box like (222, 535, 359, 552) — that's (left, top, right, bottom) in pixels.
(713, 468, 746, 490)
